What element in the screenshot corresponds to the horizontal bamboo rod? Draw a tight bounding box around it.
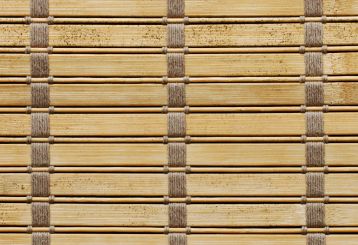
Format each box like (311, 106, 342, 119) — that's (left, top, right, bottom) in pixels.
(3, 136, 358, 143)
(4, 82, 358, 107)
(3, 106, 358, 113)
(4, 47, 358, 54)
(1, 143, 358, 167)
(1, 166, 358, 173)
(0, 234, 357, 245)
(1, 196, 358, 204)
(2, 17, 358, 23)
(0, 76, 357, 84)
(1, 203, 358, 226)
(1, 0, 358, 17)
(0, 173, 356, 196)
(1, 23, 358, 47)
(1, 113, 358, 136)
(1, 53, 358, 76)
(0, 227, 357, 234)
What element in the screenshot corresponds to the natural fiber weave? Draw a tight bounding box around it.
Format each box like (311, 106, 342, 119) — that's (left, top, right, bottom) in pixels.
(306, 142, 325, 167)
(169, 233, 187, 245)
(168, 112, 186, 137)
(31, 172, 50, 197)
(168, 143, 186, 167)
(167, 0, 185, 18)
(31, 143, 50, 167)
(31, 113, 50, 137)
(30, 23, 49, 48)
(167, 24, 185, 48)
(167, 53, 185, 77)
(32, 202, 50, 226)
(32, 232, 50, 245)
(30, 0, 49, 17)
(306, 203, 325, 227)
(306, 172, 325, 197)
(305, 112, 324, 136)
(304, 53, 323, 76)
(305, 81, 324, 106)
(169, 203, 187, 227)
(307, 234, 326, 245)
(304, 0, 323, 16)
(304, 23, 323, 47)
(31, 53, 49, 78)
(168, 83, 186, 107)
(31, 83, 50, 108)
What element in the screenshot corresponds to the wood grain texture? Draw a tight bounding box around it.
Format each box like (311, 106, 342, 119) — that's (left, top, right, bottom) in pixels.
(1, 234, 357, 245)
(2, 143, 358, 167)
(2, 0, 358, 16)
(3, 83, 358, 106)
(0, 173, 357, 197)
(2, 113, 358, 136)
(1, 53, 358, 76)
(0, 203, 356, 226)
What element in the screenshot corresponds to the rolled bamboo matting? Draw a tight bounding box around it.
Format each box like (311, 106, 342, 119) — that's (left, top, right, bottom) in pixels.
(1, 0, 358, 245)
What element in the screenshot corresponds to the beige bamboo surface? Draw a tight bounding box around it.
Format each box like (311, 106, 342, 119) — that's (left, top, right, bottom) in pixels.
(1, 53, 358, 76)
(0, 173, 357, 196)
(0, 234, 357, 245)
(1, 143, 358, 167)
(0, 203, 358, 226)
(1, 23, 358, 47)
(1, 0, 358, 16)
(1, 112, 358, 136)
(1, 83, 358, 106)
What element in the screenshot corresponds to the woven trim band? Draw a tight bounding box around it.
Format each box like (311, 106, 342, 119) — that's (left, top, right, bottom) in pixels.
(167, 0, 185, 18)
(31, 0, 49, 17)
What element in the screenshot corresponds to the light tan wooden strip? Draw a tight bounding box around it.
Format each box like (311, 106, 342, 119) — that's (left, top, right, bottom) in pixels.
(50, 84, 167, 106)
(188, 174, 305, 196)
(0, 84, 29, 106)
(327, 235, 358, 245)
(326, 174, 358, 196)
(325, 113, 358, 135)
(52, 234, 167, 245)
(324, 0, 358, 15)
(51, 204, 168, 226)
(1, 173, 356, 197)
(1, 204, 357, 226)
(0, 0, 29, 16)
(0, 114, 30, 136)
(325, 23, 358, 45)
(326, 144, 358, 166)
(325, 82, 358, 105)
(51, 174, 168, 196)
(0, 174, 30, 195)
(0, 144, 30, 166)
(187, 113, 305, 136)
(2, 53, 358, 76)
(188, 143, 305, 166)
(0, 25, 28, 46)
(188, 204, 305, 227)
(324, 53, 358, 75)
(0, 203, 31, 225)
(51, 144, 167, 166)
(0, 234, 30, 245)
(49, 54, 167, 77)
(186, 54, 304, 76)
(49, 25, 166, 47)
(189, 235, 305, 245)
(50, 114, 167, 136)
(326, 204, 358, 226)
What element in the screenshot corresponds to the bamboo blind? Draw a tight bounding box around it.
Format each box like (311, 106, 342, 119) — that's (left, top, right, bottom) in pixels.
(1, 0, 358, 245)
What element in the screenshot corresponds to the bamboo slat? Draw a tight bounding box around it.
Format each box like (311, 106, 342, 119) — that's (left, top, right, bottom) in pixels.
(3, 112, 358, 136)
(2, 143, 358, 167)
(0, 173, 357, 197)
(1, 0, 358, 16)
(2, 23, 358, 47)
(0, 203, 357, 226)
(1, 83, 358, 106)
(0, 234, 357, 245)
(1, 53, 358, 76)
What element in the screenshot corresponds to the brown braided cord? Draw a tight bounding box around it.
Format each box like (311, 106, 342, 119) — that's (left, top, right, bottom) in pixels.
(30, 23, 49, 48)
(305, 112, 324, 137)
(168, 112, 186, 137)
(167, 24, 185, 48)
(307, 234, 326, 245)
(31, 53, 49, 78)
(31, 0, 49, 17)
(32, 113, 50, 137)
(169, 203, 187, 227)
(167, 53, 185, 77)
(305, 81, 324, 106)
(306, 172, 325, 197)
(168, 83, 186, 107)
(169, 172, 187, 197)
(31, 83, 50, 108)
(32, 232, 50, 245)
(32, 202, 50, 226)
(31, 143, 50, 167)
(304, 0, 323, 17)
(306, 142, 325, 167)
(169, 233, 187, 245)
(306, 203, 325, 227)
(168, 143, 186, 167)
(305, 53, 323, 76)
(304, 23, 323, 47)
(167, 0, 185, 18)
(32, 172, 50, 197)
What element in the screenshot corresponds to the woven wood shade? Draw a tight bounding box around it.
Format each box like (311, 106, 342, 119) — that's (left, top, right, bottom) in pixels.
(1, 0, 358, 245)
